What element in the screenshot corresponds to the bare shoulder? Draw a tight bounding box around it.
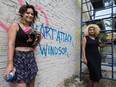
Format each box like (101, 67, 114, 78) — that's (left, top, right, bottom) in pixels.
(82, 36, 86, 41)
(9, 21, 19, 31)
(9, 21, 18, 28)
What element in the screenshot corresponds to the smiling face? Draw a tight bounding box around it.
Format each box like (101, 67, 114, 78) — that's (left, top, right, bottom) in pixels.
(19, 5, 38, 24)
(88, 27, 96, 36)
(22, 8, 34, 23)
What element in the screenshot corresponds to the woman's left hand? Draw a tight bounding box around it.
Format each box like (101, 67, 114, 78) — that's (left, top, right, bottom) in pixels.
(35, 31, 41, 42)
(33, 32, 41, 48)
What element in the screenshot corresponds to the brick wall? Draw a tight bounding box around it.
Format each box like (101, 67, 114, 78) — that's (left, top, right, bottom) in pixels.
(0, 0, 81, 87)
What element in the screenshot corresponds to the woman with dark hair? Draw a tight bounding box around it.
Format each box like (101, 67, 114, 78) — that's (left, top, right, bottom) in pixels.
(4, 3, 40, 87)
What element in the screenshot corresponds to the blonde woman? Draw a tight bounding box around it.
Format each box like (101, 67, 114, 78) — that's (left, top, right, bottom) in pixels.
(82, 24, 105, 87)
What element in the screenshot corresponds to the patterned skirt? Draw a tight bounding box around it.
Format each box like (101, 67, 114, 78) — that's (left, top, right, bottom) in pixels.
(11, 50, 38, 85)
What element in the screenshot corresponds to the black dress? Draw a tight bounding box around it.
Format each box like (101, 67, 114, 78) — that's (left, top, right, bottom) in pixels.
(85, 36, 102, 82)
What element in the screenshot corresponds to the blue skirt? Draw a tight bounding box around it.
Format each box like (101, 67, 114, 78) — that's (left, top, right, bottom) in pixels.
(11, 50, 38, 84)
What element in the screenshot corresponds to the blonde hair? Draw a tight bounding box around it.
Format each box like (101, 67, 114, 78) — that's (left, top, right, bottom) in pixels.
(84, 24, 100, 36)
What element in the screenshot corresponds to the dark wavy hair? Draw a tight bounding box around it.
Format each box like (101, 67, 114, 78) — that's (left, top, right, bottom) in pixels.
(19, 3, 38, 23)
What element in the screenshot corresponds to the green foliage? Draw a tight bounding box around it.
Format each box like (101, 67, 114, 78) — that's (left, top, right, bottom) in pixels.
(97, 33, 108, 42)
(64, 75, 77, 87)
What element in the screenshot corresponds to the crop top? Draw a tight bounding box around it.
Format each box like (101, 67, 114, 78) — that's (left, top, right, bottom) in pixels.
(15, 24, 35, 48)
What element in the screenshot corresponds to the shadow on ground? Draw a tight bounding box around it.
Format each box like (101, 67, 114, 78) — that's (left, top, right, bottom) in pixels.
(64, 76, 116, 87)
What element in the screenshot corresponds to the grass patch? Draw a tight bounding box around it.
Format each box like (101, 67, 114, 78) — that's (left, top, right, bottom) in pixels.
(64, 75, 77, 87)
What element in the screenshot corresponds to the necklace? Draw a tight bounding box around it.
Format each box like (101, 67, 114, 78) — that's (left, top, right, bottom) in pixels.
(89, 36, 95, 40)
(21, 21, 31, 27)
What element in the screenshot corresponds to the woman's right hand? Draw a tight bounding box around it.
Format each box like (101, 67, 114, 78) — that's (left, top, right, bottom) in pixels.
(83, 59, 87, 65)
(3, 63, 13, 80)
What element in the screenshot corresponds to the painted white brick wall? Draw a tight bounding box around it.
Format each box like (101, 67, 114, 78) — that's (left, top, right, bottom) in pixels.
(0, 0, 81, 87)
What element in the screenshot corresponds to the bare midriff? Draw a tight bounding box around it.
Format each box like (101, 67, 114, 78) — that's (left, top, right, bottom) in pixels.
(15, 47, 33, 51)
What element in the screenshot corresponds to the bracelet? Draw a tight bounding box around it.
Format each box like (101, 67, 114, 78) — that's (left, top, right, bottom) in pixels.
(7, 60, 13, 64)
